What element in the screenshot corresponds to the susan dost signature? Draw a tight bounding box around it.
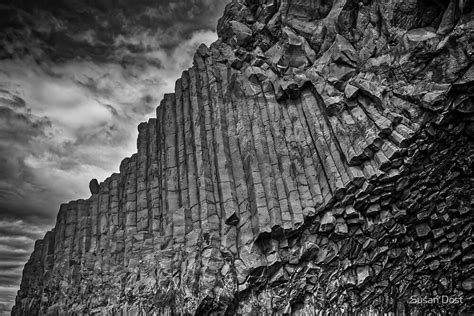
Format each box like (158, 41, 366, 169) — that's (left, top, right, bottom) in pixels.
(408, 295, 464, 305)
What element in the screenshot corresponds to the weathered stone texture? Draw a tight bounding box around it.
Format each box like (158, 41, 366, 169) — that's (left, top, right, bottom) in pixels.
(13, 0, 474, 315)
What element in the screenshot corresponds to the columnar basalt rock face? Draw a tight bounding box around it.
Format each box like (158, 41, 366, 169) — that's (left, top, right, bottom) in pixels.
(13, 0, 474, 315)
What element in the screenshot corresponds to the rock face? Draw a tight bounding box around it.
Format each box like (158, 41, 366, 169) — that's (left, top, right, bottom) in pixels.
(13, 0, 474, 315)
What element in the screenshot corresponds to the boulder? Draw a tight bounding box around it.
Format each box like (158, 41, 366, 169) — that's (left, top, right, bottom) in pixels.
(89, 179, 100, 195)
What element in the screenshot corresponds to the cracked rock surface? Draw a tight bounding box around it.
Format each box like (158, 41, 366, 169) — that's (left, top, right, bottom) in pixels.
(13, 0, 474, 315)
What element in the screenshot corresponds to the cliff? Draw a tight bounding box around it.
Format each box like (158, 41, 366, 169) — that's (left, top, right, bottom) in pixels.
(13, 0, 474, 314)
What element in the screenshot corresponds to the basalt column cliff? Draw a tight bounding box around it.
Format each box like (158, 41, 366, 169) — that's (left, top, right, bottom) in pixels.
(13, 0, 474, 315)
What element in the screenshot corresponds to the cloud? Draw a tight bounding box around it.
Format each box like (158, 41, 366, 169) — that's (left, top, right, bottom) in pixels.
(0, 0, 227, 62)
(0, 286, 17, 316)
(0, 219, 47, 312)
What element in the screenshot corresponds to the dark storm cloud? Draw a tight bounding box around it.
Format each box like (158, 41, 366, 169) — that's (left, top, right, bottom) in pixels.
(0, 218, 46, 304)
(0, 250, 30, 262)
(0, 105, 50, 141)
(0, 0, 227, 61)
(0, 92, 54, 207)
(0, 96, 58, 225)
(0, 275, 21, 287)
(0, 225, 42, 240)
(0, 288, 16, 316)
(0, 90, 26, 108)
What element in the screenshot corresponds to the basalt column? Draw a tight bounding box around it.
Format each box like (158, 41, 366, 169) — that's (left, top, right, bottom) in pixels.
(13, 0, 474, 315)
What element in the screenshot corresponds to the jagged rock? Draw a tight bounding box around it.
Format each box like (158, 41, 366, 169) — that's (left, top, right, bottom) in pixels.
(462, 277, 474, 291)
(226, 21, 253, 46)
(319, 211, 336, 233)
(13, 1, 474, 315)
(334, 218, 348, 236)
(415, 223, 432, 238)
(357, 265, 372, 286)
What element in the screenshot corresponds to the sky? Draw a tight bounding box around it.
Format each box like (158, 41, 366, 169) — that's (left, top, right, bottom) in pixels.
(0, 0, 228, 313)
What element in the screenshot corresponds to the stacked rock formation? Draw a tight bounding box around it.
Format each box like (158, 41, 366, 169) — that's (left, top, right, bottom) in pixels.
(13, 0, 474, 315)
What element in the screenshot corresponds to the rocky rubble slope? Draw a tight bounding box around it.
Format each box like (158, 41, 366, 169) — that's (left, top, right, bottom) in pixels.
(13, 0, 474, 315)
